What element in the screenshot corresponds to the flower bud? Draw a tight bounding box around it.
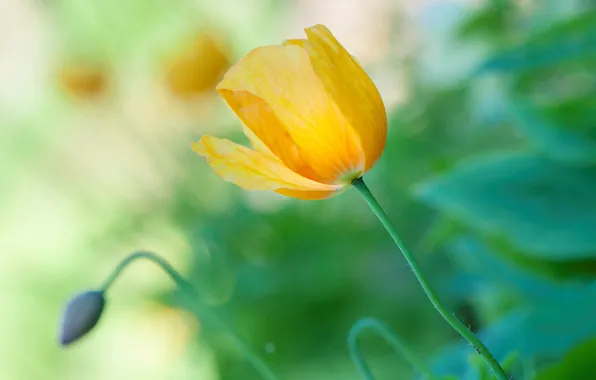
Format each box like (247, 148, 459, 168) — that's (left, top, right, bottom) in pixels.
(59, 290, 106, 346)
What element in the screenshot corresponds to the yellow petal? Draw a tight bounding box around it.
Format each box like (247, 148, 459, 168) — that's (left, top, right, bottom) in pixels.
(298, 25, 387, 172)
(192, 136, 341, 193)
(219, 89, 321, 181)
(241, 124, 276, 159)
(283, 39, 308, 48)
(217, 45, 364, 184)
(274, 188, 339, 200)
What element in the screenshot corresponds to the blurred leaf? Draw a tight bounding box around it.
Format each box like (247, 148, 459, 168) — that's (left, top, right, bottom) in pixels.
(542, 95, 596, 138)
(415, 153, 596, 260)
(448, 237, 550, 301)
(476, 12, 596, 73)
(500, 351, 520, 376)
(508, 101, 596, 164)
(466, 350, 519, 380)
(534, 338, 596, 380)
(477, 236, 596, 282)
(490, 237, 596, 279)
(511, 58, 596, 100)
(434, 238, 596, 378)
(467, 354, 492, 380)
(457, 0, 515, 40)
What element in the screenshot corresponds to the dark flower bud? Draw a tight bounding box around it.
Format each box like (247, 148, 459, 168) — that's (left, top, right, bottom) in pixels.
(59, 290, 106, 346)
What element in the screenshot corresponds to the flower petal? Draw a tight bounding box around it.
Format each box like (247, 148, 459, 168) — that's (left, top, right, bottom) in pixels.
(217, 45, 364, 184)
(219, 89, 321, 181)
(275, 188, 340, 200)
(192, 135, 341, 192)
(241, 124, 276, 159)
(298, 25, 387, 171)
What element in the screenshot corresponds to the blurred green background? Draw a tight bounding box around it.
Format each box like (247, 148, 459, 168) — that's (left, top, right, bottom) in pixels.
(2, 0, 596, 379)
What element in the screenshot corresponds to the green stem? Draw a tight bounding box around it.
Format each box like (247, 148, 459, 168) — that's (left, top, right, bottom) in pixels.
(101, 251, 279, 380)
(100, 251, 189, 293)
(348, 318, 437, 380)
(352, 178, 509, 380)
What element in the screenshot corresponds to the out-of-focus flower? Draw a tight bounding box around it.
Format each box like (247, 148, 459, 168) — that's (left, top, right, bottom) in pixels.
(56, 62, 109, 99)
(165, 31, 230, 98)
(193, 24, 387, 200)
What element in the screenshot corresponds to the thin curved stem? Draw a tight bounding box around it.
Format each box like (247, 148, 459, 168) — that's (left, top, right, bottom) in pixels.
(100, 251, 190, 292)
(348, 318, 437, 380)
(100, 250, 279, 380)
(352, 178, 508, 380)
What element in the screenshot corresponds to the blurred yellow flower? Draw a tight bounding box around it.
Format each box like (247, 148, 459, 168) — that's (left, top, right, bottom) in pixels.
(57, 62, 108, 99)
(165, 31, 230, 98)
(193, 24, 387, 200)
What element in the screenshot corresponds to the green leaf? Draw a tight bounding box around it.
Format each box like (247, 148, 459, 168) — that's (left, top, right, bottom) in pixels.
(508, 101, 596, 164)
(534, 338, 596, 380)
(457, 1, 515, 40)
(414, 153, 596, 260)
(541, 95, 596, 141)
(476, 12, 596, 73)
(434, 238, 596, 378)
(467, 354, 492, 380)
(484, 237, 596, 280)
(467, 351, 519, 380)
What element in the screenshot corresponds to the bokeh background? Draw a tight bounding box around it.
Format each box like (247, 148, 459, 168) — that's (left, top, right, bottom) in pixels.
(2, 0, 596, 379)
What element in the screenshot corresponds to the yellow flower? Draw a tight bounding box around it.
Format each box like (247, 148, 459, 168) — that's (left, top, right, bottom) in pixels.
(193, 24, 387, 200)
(165, 31, 230, 98)
(57, 61, 109, 99)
